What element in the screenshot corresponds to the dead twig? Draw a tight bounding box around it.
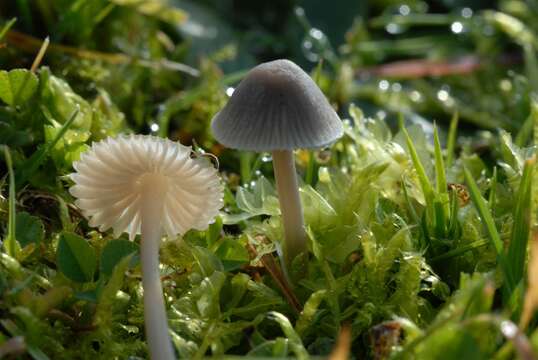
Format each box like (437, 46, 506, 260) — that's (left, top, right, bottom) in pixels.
(359, 53, 520, 79)
(361, 55, 481, 79)
(247, 241, 302, 314)
(329, 324, 352, 360)
(30, 36, 50, 72)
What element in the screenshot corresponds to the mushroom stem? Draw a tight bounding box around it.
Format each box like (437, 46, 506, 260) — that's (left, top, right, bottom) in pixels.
(272, 150, 306, 264)
(140, 175, 175, 360)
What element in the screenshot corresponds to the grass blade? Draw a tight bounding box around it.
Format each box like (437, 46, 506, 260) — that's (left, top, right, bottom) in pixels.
(463, 167, 504, 254)
(464, 166, 515, 295)
(402, 126, 434, 204)
(267, 311, 309, 360)
(520, 231, 538, 329)
(2, 147, 20, 257)
(433, 125, 449, 235)
(489, 167, 498, 217)
(447, 188, 459, 236)
(0, 18, 16, 41)
(431, 239, 489, 263)
(16, 107, 79, 188)
(446, 111, 459, 167)
(507, 158, 534, 285)
(515, 100, 538, 146)
(433, 125, 448, 195)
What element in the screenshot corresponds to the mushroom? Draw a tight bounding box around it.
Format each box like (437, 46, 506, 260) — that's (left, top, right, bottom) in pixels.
(69, 135, 223, 360)
(211, 59, 343, 263)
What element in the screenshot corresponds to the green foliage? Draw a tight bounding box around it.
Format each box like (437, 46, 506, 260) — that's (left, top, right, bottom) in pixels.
(507, 159, 534, 289)
(2, 0, 538, 358)
(0, 69, 38, 106)
(56, 232, 97, 283)
(15, 211, 45, 248)
(99, 239, 138, 277)
(2, 146, 19, 257)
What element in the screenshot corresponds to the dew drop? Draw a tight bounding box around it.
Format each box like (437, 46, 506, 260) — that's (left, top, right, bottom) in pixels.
(437, 89, 449, 102)
(451, 21, 464, 34)
(376, 110, 387, 120)
(379, 80, 390, 91)
(461, 7, 473, 18)
(386, 23, 403, 34)
(499, 79, 512, 92)
(410, 90, 422, 102)
(500, 321, 518, 338)
(310, 28, 323, 40)
(318, 167, 330, 183)
(391, 82, 402, 92)
(399, 5, 410, 16)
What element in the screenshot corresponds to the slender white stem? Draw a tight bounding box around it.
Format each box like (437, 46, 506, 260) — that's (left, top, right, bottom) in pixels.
(140, 175, 175, 360)
(272, 150, 306, 264)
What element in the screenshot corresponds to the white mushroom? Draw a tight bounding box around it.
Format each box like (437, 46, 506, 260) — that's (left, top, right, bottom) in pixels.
(70, 134, 223, 360)
(211, 59, 343, 264)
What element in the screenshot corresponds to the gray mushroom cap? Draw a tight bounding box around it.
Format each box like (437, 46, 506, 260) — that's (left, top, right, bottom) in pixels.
(211, 59, 343, 151)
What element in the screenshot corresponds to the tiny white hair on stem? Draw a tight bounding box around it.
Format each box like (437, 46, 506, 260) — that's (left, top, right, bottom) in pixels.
(70, 134, 223, 240)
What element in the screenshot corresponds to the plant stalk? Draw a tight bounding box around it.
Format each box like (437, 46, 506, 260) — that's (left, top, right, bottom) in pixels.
(140, 175, 175, 360)
(272, 150, 306, 264)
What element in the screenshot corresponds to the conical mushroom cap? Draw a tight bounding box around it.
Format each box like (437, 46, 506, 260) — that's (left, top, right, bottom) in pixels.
(211, 59, 343, 151)
(69, 135, 223, 240)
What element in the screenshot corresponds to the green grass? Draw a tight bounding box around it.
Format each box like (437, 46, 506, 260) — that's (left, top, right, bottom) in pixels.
(1, 1, 538, 359)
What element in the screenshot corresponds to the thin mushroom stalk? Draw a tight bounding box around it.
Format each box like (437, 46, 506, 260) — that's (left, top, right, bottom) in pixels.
(272, 150, 306, 263)
(139, 174, 174, 360)
(69, 135, 223, 360)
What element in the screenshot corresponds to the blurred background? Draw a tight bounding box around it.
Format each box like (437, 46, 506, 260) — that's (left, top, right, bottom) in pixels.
(1, 0, 537, 170)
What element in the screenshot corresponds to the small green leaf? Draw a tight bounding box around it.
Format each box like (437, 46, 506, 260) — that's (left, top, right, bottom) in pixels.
(15, 212, 44, 248)
(56, 232, 96, 283)
(191, 246, 223, 277)
(415, 326, 485, 360)
(295, 290, 326, 336)
(0, 121, 34, 147)
(97, 255, 134, 316)
(0, 69, 38, 106)
(99, 239, 138, 277)
(214, 238, 249, 271)
(193, 271, 226, 318)
(267, 311, 309, 360)
(16, 107, 79, 188)
(206, 216, 223, 246)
